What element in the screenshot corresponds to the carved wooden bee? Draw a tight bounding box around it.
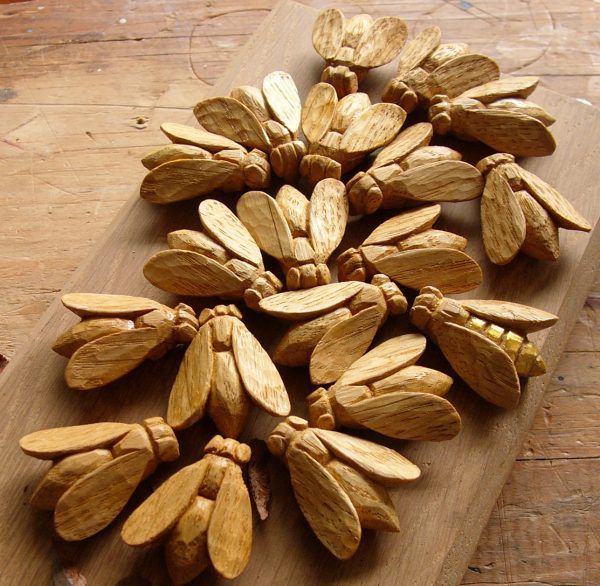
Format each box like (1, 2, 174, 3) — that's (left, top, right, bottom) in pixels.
(140, 122, 271, 204)
(143, 199, 283, 310)
(307, 334, 461, 441)
(428, 77, 557, 156)
(20, 417, 179, 541)
(410, 286, 558, 408)
(345, 122, 484, 215)
(312, 8, 408, 97)
(337, 204, 483, 294)
(167, 304, 290, 438)
(382, 25, 500, 113)
(258, 277, 407, 385)
(300, 82, 406, 186)
(122, 436, 252, 584)
(267, 416, 420, 559)
(194, 71, 305, 182)
(237, 179, 348, 290)
(478, 153, 592, 264)
(53, 294, 199, 390)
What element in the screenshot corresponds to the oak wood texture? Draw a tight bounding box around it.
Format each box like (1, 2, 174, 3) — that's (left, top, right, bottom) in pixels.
(0, 1, 599, 584)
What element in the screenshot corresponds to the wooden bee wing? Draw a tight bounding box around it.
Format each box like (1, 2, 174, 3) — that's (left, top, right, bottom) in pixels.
(301, 82, 337, 144)
(312, 8, 345, 61)
(371, 248, 483, 294)
(396, 26, 441, 74)
(140, 159, 238, 204)
(122, 460, 207, 546)
(335, 334, 426, 387)
(262, 71, 301, 134)
(61, 293, 165, 318)
(371, 122, 433, 169)
(143, 250, 246, 297)
(161, 122, 246, 153)
(436, 322, 521, 408)
(428, 54, 500, 99)
(363, 204, 441, 245)
(458, 108, 556, 157)
(231, 319, 290, 416)
(167, 325, 213, 430)
(259, 281, 363, 320)
(341, 103, 406, 154)
(193, 97, 271, 151)
(199, 199, 263, 266)
(287, 442, 361, 560)
(310, 305, 382, 384)
(387, 160, 484, 202)
(65, 328, 167, 390)
(335, 386, 461, 441)
(309, 179, 349, 263)
(20, 422, 134, 459)
(512, 166, 592, 231)
(353, 16, 408, 68)
(55, 449, 154, 541)
(207, 464, 252, 579)
(313, 428, 421, 485)
(459, 76, 539, 103)
(236, 191, 295, 263)
(459, 299, 558, 333)
(481, 167, 526, 265)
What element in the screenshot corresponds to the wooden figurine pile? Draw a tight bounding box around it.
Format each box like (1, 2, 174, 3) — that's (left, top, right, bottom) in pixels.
(19, 8, 591, 584)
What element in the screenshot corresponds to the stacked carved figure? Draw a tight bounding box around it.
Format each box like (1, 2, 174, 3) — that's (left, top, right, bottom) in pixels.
(18, 7, 593, 583)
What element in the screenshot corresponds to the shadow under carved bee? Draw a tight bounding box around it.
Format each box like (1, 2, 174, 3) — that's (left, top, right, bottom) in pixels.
(337, 204, 483, 294)
(237, 179, 348, 290)
(122, 436, 252, 584)
(143, 199, 283, 310)
(267, 416, 421, 559)
(382, 25, 500, 113)
(168, 304, 290, 438)
(478, 153, 592, 264)
(428, 76, 557, 157)
(140, 122, 271, 204)
(312, 8, 408, 98)
(20, 417, 179, 541)
(346, 122, 484, 215)
(258, 277, 407, 385)
(300, 82, 406, 186)
(53, 293, 199, 390)
(194, 71, 306, 182)
(307, 333, 461, 441)
(410, 286, 559, 408)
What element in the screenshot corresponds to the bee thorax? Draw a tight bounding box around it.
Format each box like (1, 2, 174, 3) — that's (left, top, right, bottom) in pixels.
(270, 141, 306, 183)
(244, 270, 283, 310)
(198, 455, 230, 500)
(382, 78, 419, 113)
(204, 435, 251, 465)
(199, 304, 242, 327)
(410, 286, 445, 330)
(347, 172, 383, 215)
(321, 65, 359, 98)
(476, 153, 515, 176)
(242, 149, 271, 189)
(264, 120, 293, 146)
(371, 274, 408, 316)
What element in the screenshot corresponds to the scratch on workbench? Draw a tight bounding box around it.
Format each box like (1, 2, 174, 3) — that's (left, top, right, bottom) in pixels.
(496, 493, 514, 583)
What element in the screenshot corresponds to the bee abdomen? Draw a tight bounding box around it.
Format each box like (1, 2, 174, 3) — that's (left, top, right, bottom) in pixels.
(466, 317, 545, 377)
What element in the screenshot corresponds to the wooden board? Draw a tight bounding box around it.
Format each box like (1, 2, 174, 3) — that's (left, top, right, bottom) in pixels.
(0, 1, 599, 584)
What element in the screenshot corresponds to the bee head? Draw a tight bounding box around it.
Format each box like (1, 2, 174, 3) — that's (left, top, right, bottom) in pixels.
(143, 417, 180, 462)
(428, 95, 452, 135)
(476, 153, 515, 176)
(174, 303, 199, 343)
(346, 171, 383, 215)
(266, 416, 308, 458)
(306, 388, 336, 430)
(198, 304, 242, 326)
(381, 77, 419, 114)
(204, 435, 251, 465)
(242, 149, 271, 189)
(337, 247, 367, 283)
(410, 286, 444, 330)
(244, 271, 283, 310)
(371, 274, 408, 316)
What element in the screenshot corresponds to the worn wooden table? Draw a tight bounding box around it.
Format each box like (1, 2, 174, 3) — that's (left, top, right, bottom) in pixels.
(0, 0, 598, 583)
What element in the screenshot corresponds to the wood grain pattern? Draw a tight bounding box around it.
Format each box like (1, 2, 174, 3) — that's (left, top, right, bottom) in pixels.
(0, 1, 599, 584)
